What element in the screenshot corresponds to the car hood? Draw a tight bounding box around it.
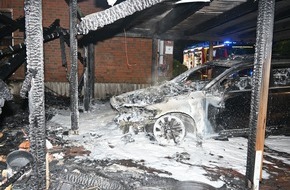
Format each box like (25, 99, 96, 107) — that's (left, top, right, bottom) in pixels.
(110, 80, 208, 110)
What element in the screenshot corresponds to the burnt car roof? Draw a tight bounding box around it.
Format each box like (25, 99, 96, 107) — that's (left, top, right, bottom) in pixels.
(171, 58, 248, 82)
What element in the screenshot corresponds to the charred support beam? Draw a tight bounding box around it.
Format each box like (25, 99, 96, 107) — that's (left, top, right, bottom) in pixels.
(0, 43, 25, 59)
(221, 4, 290, 37)
(0, 50, 26, 80)
(0, 13, 17, 25)
(154, 2, 207, 35)
(69, 0, 79, 132)
(246, 0, 275, 189)
(79, 43, 95, 110)
(43, 19, 60, 35)
(151, 37, 158, 85)
(77, 0, 166, 35)
(0, 23, 68, 59)
(88, 43, 95, 99)
(184, 0, 259, 36)
(59, 32, 68, 67)
(24, 0, 46, 189)
(64, 0, 85, 21)
(0, 16, 25, 39)
(83, 46, 89, 111)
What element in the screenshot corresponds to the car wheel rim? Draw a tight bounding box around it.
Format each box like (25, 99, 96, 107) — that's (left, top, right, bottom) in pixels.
(153, 115, 186, 145)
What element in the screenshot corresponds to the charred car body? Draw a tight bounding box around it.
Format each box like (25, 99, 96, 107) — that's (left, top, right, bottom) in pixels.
(110, 58, 290, 144)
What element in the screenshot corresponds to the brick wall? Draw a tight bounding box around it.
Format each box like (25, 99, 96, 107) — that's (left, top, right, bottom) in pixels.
(1, 0, 172, 86)
(95, 37, 153, 84)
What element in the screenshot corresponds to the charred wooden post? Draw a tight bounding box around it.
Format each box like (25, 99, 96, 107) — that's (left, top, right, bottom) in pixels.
(88, 43, 95, 99)
(83, 43, 95, 111)
(83, 46, 89, 111)
(151, 37, 158, 85)
(69, 0, 79, 132)
(24, 0, 46, 189)
(59, 32, 67, 67)
(246, 0, 275, 189)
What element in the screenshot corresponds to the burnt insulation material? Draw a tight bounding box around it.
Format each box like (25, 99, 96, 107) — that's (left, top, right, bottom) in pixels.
(246, 0, 275, 185)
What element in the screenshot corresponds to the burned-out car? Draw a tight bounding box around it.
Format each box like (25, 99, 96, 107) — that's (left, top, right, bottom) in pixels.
(110, 58, 290, 144)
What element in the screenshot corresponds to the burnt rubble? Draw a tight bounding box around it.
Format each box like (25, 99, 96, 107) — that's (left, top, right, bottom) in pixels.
(0, 79, 13, 115)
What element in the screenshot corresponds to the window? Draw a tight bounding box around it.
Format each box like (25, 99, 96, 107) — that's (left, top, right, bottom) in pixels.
(221, 68, 253, 91)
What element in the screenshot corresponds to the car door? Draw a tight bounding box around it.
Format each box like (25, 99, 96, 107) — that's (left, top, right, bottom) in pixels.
(209, 66, 253, 132)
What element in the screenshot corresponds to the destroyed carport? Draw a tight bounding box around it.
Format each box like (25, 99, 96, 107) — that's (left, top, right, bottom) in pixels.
(0, 0, 290, 189)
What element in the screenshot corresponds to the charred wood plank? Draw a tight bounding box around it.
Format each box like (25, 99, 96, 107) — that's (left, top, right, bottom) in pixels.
(0, 12, 16, 25)
(0, 16, 25, 39)
(0, 50, 26, 80)
(0, 43, 25, 59)
(83, 46, 89, 111)
(59, 32, 68, 67)
(88, 43, 95, 99)
(64, 0, 85, 21)
(151, 37, 158, 85)
(0, 28, 68, 59)
(43, 19, 60, 35)
(83, 43, 94, 111)
(78, 69, 85, 95)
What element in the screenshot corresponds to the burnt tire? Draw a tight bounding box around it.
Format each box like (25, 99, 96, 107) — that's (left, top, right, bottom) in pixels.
(153, 114, 186, 145)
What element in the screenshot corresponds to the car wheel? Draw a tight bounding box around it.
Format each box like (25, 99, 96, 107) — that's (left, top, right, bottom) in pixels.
(153, 114, 186, 145)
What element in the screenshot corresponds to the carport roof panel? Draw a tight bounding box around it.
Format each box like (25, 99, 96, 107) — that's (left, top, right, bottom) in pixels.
(123, 0, 290, 41)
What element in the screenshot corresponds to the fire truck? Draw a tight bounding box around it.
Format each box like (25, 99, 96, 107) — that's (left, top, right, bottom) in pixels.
(183, 41, 255, 69)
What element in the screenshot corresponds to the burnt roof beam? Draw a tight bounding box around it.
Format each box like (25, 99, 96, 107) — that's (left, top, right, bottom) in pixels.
(238, 19, 290, 40)
(184, 0, 259, 36)
(0, 16, 25, 39)
(154, 2, 208, 35)
(0, 13, 16, 25)
(220, 3, 290, 36)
